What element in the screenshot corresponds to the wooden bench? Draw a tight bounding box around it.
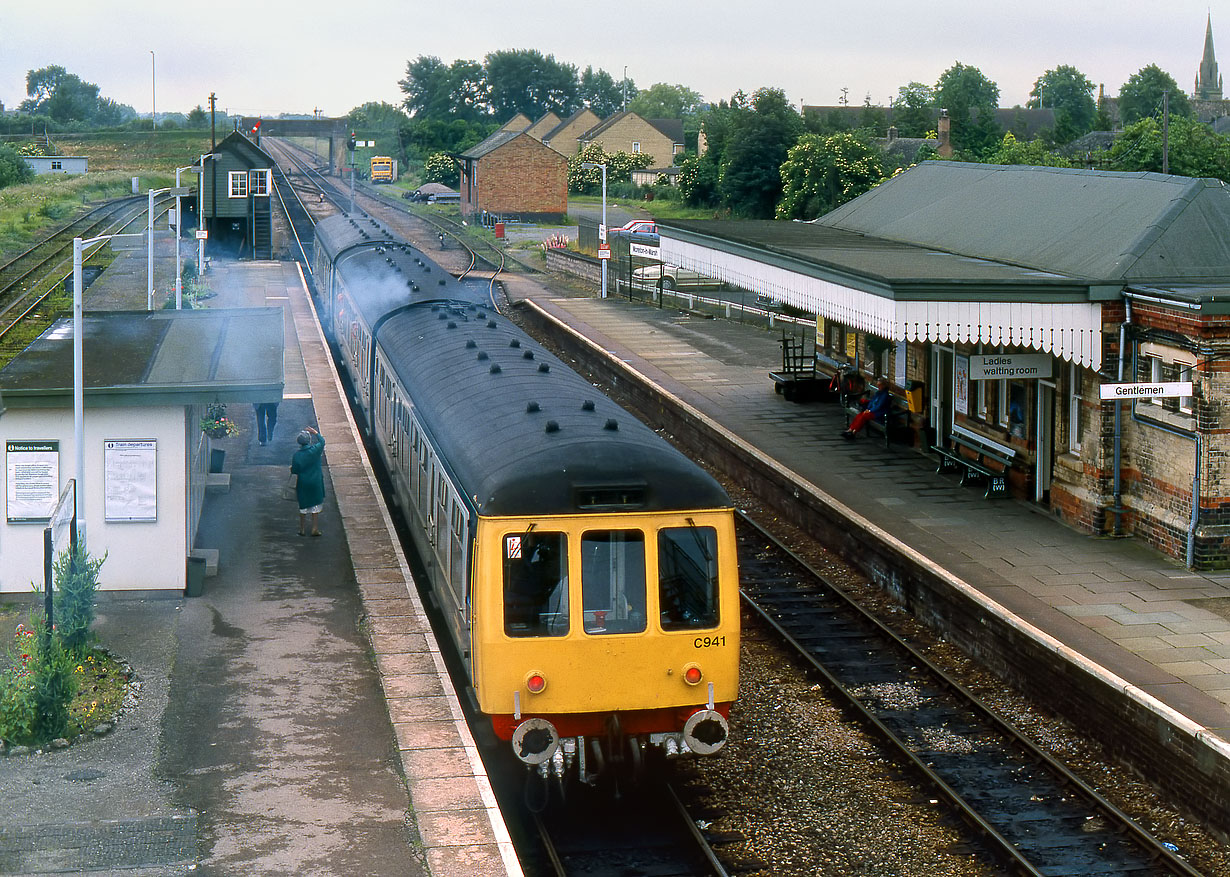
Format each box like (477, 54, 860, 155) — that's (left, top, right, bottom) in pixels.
(934, 424, 1017, 498)
(844, 393, 910, 448)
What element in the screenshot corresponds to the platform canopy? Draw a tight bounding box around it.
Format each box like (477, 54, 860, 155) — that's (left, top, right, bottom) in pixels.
(659, 163, 1230, 372)
(0, 308, 284, 407)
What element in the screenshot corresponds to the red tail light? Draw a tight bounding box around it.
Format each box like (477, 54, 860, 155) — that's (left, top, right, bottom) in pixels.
(526, 673, 547, 693)
(683, 664, 703, 685)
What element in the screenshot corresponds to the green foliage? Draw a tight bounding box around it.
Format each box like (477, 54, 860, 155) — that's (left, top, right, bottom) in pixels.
(1028, 65, 1097, 144)
(52, 546, 105, 657)
(677, 154, 720, 207)
(485, 49, 580, 120)
(567, 143, 653, 194)
(0, 615, 77, 745)
(935, 62, 1003, 156)
(985, 133, 1075, 167)
(1106, 116, 1230, 179)
(777, 132, 885, 220)
(894, 82, 936, 138)
(580, 66, 633, 118)
(718, 88, 804, 218)
(0, 144, 35, 189)
(424, 151, 459, 186)
(20, 65, 136, 125)
(403, 117, 492, 158)
(1118, 65, 1192, 125)
(346, 101, 408, 130)
(627, 83, 704, 120)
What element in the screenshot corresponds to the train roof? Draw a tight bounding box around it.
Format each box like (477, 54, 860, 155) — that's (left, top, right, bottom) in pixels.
(313, 212, 400, 263)
(378, 302, 730, 517)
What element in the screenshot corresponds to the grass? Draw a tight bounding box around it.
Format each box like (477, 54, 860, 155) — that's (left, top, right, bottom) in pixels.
(0, 602, 131, 744)
(566, 193, 718, 223)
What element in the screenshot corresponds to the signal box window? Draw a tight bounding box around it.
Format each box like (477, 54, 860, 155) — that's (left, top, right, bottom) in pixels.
(658, 526, 720, 630)
(228, 170, 248, 198)
(249, 169, 271, 196)
(581, 530, 646, 635)
(503, 532, 568, 637)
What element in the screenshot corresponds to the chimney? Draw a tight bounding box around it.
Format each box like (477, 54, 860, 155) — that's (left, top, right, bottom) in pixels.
(937, 109, 952, 158)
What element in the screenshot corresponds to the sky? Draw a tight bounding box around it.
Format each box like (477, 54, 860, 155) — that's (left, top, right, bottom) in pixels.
(0, 1, 1222, 119)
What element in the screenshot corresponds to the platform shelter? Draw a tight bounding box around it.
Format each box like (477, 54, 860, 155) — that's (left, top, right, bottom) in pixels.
(0, 307, 283, 592)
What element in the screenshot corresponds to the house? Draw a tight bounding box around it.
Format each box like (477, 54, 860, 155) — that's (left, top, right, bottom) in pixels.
(630, 166, 681, 187)
(541, 108, 601, 156)
(578, 111, 684, 165)
(524, 112, 561, 140)
(200, 130, 275, 259)
(23, 155, 88, 175)
(457, 130, 568, 221)
(498, 113, 532, 134)
(657, 161, 1230, 567)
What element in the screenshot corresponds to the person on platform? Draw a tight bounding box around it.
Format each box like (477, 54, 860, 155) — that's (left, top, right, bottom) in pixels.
(253, 402, 278, 446)
(291, 426, 326, 536)
(842, 379, 892, 439)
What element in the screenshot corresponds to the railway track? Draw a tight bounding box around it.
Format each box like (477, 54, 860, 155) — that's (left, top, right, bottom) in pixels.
(735, 512, 1204, 876)
(0, 194, 172, 357)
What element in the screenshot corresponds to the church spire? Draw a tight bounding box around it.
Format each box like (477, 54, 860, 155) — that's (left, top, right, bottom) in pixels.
(1196, 13, 1223, 100)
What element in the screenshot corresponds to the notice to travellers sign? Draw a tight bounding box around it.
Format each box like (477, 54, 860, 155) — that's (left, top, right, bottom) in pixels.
(1099, 382, 1193, 400)
(968, 353, 1053, 380)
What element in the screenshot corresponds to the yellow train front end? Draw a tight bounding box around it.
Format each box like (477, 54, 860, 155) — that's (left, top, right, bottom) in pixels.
(472, 508, 739, 782)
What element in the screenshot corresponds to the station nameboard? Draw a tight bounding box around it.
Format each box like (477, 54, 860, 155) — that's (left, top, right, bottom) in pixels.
(1099, 382, 1193, 400)
(968, 354, 1053, 380)
(629, 242, 660, 260)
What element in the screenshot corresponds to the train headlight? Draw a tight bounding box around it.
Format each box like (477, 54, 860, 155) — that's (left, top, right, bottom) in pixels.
(683, 664, 703, 686)
(525, 672, 547, 694)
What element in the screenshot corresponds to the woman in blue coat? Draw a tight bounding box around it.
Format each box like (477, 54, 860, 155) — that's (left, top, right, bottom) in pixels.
(291, 426, 326, 536)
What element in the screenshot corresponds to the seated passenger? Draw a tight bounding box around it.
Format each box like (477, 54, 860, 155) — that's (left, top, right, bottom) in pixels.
(842, 379, 892, 439)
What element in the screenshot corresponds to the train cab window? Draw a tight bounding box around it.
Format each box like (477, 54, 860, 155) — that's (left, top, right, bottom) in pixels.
(504, 532, 569, 637)
(581, 530, 646, 635)
(658, 526, 720, 630)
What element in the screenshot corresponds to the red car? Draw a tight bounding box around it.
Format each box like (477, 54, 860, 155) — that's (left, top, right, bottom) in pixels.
(615, 219, 657, 235)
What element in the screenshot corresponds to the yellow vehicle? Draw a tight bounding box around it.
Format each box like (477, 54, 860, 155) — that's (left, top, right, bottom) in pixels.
(370, 155, 393, 183)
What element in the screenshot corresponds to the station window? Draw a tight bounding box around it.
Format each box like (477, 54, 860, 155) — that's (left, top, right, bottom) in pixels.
(1140, 343, 1197, 416)
(249, 169, 271, 196)
(228, 170, 248, 198)
(658, 525, 720, 630)
(503, 532, 569, 637)
(581, 530, 646, 635)
(51, 160, 62, 170)
(1067, 362, 1083, 455)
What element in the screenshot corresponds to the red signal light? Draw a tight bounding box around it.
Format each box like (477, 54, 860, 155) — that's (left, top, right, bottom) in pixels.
(683, 665, 703, 685)
(526, 673, 546, 693)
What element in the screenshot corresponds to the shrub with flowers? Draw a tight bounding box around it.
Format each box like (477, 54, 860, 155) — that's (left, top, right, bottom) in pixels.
(0, 616, 76, 746)
(200, 403, 238, 439)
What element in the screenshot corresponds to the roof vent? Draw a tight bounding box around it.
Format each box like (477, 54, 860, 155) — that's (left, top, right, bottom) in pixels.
(526, 401, 541, 413)
(438, 313, 448, 320)
(582, 400, 595, 411)
(538, 363, 550, 373)
(412, 284, 419, 292)
(509, 339, 521, 348)
(447, 321, 457, 329)
(477, 351, 489, 361)
(490, 364, 502, 374)
(423, 266, 431, 272)
(439, 278, 447, 286)
(431, 305, 440, 312)
(545, 420, 560, 433)
(522, 351, 535, 360)
(465, 340, 477, 349)
(487, 320, 497, 328)
(604, 419, 619, 431)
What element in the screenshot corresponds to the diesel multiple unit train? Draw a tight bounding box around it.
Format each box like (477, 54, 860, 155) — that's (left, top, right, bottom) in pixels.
(312, 212, 739, 784)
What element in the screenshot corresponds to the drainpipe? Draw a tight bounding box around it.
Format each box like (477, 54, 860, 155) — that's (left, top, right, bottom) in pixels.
(1111, 299, 1131, 534)
(1127, 340, 1202, 569)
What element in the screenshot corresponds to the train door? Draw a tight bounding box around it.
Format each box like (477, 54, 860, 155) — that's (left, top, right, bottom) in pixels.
(930, 346, 955, 446)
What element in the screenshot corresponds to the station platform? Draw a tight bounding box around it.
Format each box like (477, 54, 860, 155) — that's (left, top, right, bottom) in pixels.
(0, 234, 519, 876)
(497, 274, 1230, 748)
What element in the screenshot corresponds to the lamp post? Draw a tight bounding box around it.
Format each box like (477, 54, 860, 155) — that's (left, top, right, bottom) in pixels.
(196, 153, 216, 276)
(581, 161, 608, 299)
(173, 165, 195, 307)
(147, 184, 192, 309)
(72, 232, 143, 545)
(150, 51, 156, 132)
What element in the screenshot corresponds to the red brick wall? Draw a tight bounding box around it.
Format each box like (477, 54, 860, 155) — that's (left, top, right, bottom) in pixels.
(463, 135, 567, 219)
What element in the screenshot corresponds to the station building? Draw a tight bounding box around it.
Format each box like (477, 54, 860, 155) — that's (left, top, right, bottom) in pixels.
(0, 308, 283, 593)
(659, 162, 1230, 568)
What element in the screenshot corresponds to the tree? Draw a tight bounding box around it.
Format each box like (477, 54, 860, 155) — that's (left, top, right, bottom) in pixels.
(893, 82, 935, 137)
(1107, 116, 1230, 179)
(1028, 65, 1096, 143)
(718, 87, 803, 217)
(187, 105, 208, 127)
(399, 56, 488, 121)
(484, 49, 579, 120)
(776, 132, 885, 219)
(346, 101, 408, 129)
(985, 133, 1074, 167)
(21, 65, 106, 124)
(567, 142, 653, 193)
(580, 66, 631, 117)
(424, 152, 459, 186)
(1118, 64, 1192, 125)
(628, 83, 704, 120)
(0, 144, 35, 189)
(935, 62, 1002, 156)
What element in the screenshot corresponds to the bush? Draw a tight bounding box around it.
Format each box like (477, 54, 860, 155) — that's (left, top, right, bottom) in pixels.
(52, 546, 105, 657)
(0, 616, 77, 746)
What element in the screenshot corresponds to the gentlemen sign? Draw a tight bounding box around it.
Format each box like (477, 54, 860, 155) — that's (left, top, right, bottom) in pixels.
(968, 354, 1053, 380)
(1099, 382, 1193, 400)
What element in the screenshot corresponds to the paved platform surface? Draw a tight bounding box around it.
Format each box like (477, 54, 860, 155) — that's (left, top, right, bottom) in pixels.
(0, 236, 517, 876)
(498, 275, 1230, 742)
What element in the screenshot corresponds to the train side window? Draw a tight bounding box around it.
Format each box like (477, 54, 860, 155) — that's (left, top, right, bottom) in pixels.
(504, 532, 569, 637)
(581, 530, 646, 635)
(658, 526, 720, 630)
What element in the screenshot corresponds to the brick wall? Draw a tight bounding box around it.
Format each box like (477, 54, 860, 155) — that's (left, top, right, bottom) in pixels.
(463, 135, 567, 220)
(587, 117, 673, 167)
